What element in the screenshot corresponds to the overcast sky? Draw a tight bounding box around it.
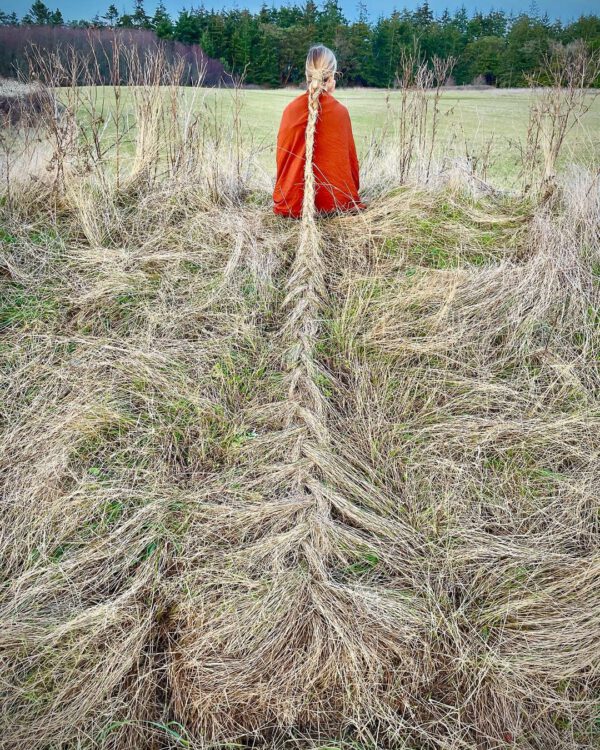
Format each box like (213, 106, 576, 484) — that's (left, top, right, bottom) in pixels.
(2, 0, 597, 25)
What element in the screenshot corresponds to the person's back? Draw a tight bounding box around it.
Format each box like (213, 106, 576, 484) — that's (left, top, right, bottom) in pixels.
(273, 46, 365, 219)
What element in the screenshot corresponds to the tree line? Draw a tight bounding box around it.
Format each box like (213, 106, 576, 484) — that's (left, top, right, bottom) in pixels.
(1, 0, 599, 87)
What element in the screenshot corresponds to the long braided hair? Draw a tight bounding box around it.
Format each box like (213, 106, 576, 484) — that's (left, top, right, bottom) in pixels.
(302, 44, 337, 222)
(279, 45, 338, 423)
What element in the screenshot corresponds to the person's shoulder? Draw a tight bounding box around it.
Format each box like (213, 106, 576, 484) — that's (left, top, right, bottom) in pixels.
(284, 90, 308, 113)
(322, 92, 350, 116)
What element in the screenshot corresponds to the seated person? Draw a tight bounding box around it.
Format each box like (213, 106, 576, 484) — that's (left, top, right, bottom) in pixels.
(273, 44, 366, 219)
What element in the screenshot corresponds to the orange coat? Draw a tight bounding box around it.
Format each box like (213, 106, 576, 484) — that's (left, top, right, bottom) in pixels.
(273, 90, 365, 218)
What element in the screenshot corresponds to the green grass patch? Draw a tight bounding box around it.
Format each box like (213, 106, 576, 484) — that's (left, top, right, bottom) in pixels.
(0, 285, 60, 331)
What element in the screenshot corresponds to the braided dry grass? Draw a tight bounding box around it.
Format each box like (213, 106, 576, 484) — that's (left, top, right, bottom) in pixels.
(1, 149, 599, 750)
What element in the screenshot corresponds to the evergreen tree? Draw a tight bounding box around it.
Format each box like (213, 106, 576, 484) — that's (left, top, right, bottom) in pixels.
(0, 10, 19, 24)
(500, 14, 552, 85)
(258, 2, 274, 25)
(528, 0, 540, 20)
(440, 8, 451, 26)
(195, 10, 225, 58)
(132, 0, 151, 29)
(303, 0, 318, 28)
(22, 0, 52, 24)
(4, 0, 600, 91)
(371, 12, 409, 87)
(153, 1, 173, 37)
(453, 5, 469, 35)
(173, 10, 201, 44)
(49, 7, 63, 24)
(117, 12, 134, 28)
(317, 0, 345, 47)
(103, 4, 119, 27)
(337, 2, 373, 85)
(230, 9, 257, 73)
(413, 1, 433, 29)
(562, 14, 600, 50)
(276, 4, 303, 29)
(487, 10, 508, 36)
(254, 24, 280, 85)
(460, 35, 505, 83)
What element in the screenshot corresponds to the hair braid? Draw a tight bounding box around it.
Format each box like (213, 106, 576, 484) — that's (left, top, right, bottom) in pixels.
(278, 45, 337, 420)
(302, 45, 337, 222)
(302, 76, 324, 223)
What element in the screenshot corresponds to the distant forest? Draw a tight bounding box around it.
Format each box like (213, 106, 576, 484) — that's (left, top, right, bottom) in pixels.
(1, 0, 599, 87)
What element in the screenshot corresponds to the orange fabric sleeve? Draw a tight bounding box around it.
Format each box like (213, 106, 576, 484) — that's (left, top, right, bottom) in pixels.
(273, 96, 307, 218)
(346, 109, 360, 192)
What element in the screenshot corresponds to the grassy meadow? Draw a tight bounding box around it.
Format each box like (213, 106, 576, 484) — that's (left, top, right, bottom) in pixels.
(63, 85, 600, 185)
(1, 62, 600, 750)
(223, 86, 600, 177)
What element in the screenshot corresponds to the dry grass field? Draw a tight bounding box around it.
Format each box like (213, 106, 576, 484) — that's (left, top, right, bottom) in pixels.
(0, 48, 599, 750)
(59, 84, 600, 185)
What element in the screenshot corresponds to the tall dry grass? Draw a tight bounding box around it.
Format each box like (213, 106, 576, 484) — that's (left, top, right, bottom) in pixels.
(0, 42, 599, 750)
(520, 41, 600, 197)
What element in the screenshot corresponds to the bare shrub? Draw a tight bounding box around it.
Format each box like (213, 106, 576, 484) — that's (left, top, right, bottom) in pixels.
(521, 40, 600, 197)
(0, 78, 74, 206)
(393, 48, 456, 184)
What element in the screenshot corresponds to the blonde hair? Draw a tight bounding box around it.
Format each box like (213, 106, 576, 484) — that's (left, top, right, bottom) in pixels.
(302, 44, 337, 222)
